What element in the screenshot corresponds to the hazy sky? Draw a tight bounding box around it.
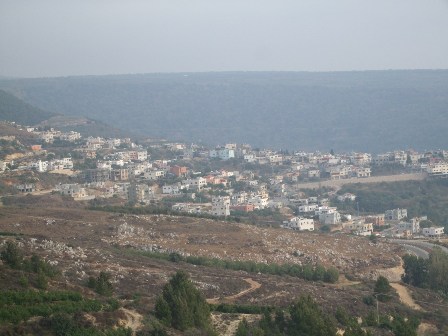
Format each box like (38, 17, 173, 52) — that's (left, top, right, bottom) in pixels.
(1, 0, 448, 78)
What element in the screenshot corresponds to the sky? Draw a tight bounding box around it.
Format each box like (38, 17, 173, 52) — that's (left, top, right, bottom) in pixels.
(1, 0, 448, 78)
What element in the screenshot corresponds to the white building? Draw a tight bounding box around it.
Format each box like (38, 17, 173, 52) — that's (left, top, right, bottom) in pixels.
(319, 212, 341, 225)
(143, 170, 166, 180)
(316, 207, 341, 225)
(183, 177, 207, 190)
(385, 208, 408, 221)
(247, 195, 269, 210)
(422, 227, 444, 237)
(128, 184, 155, 204)
(298, 204, 319, 213)
(337, 193, 357, 202)
(284, 217, 314, 231)
(344, 221, 373, 236)
(210, 148, 235, 160)
(427, 163, 448, 177)
(211, 196, 230, 217)
(59, 131, 81, 142)
(56, 184, 87, 199)
(162, 184, 186, 195)
(48, 158, 73, 171)
(30, 160, 48, 172)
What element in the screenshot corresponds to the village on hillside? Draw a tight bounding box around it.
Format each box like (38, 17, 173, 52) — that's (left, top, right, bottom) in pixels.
(1, 120, 446, 240)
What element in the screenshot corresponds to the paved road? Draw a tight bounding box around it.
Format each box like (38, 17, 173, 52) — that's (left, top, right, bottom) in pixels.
(400, 244, 430, 259)
(390, 239, 448, 259)
(408, 241, 448, 255)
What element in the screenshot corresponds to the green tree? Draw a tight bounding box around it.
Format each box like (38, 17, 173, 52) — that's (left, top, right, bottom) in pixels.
(402, 254, 429, 288)
(288, 295, 337, 336)
(1, 241, 23, 269)
(374, 276, 391, 302)
(323, 267, 339, 283)
(87, 272, 114, 296)
(155, 271, 212, 332)
(428, 247, 448, 295)
(390, 315, 419, 336)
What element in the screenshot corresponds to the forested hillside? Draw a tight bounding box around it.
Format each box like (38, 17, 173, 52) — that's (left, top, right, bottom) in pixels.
(1, 70, 448, 152)
(0, 89, 56, 125)
(336, 179, 448, 230)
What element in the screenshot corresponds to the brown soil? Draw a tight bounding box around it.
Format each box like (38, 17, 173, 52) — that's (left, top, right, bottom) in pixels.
(390, 283, 423, 311)
(0, 204, 439, 331)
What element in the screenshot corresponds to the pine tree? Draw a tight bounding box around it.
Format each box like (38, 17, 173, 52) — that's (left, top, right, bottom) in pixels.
(374, 276, 391, 302)
(155, 271, 211, 331)
(1, 241, 23, 269)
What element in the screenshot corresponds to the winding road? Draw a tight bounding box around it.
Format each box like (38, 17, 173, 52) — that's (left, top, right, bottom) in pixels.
(390, 239, 448, 259)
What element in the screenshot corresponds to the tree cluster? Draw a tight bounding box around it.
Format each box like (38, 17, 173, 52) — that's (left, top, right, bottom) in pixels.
(402, 248, 448, 295)
(154, 271, 214, 333)
(236, 295, 337, 336)
(87, 272, 114, 296)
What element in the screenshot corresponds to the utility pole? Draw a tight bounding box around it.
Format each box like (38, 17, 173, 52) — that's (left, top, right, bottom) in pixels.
(376, 294, 380, 325)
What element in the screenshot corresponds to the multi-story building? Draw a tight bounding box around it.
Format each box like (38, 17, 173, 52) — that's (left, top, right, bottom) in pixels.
(111, 169, 129, 181)
(211, 196, 230, 217)
(128, 184, 154, 204)
(422, 227, 444, 237)
(427, 163, 448, 177)
(385, 208, 408, 221)
(84, 169, 110, 183)
(183, 177, 207, 190)
(209, 148, 235, 160)
(56, 184, 87, 199)
(170, 165, 188, 177)
(143, 170, 166, 180)
(283, 217, 315, 231)
(365, 214, 385, 226)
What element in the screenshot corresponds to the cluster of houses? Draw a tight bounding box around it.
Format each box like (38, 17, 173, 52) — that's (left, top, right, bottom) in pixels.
(1, 121, 446, 240)
(282, 204, 444, 239)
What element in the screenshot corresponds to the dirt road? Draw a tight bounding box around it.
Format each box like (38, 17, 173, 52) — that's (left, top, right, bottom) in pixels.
(296, 173, 426, 190)
(207, 278, 261, 304)
(390, 283, 423, 311)
(381, 261, 423, 311)
(118, 308, 143, 335)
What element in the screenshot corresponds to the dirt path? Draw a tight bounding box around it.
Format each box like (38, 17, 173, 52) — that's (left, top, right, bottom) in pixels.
(390, 283, 423, 311)
(207, 278, 261, 304)
(417, 322, 438, 336)
(212, 313, 260, 336)
(332, 274, 361, 288)
(118, 308, 143, 335)
(380, 261, 423, 311)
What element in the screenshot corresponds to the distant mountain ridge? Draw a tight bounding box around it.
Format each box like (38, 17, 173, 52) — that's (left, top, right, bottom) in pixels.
(0, 89, 128, 139)
(0, 89, 57, 125)
(1, 70, 448, 152)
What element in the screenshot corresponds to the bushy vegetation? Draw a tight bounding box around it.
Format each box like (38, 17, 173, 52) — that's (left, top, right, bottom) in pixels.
(235, 295, 337, 336)
(374, 276, 392, 302)
(0, 290, 107, 324)
(129, 249, 339, 283)
(1, 241, 59, 291)
(236, 299, 420, 336)
(402, 248, 448, 295)
(49, 313, 132, 336)
(89, 205, 243, 223)
(154, 271, 214, 333)
(1, 241, 59, 283)
(87, 272, 114, 296)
